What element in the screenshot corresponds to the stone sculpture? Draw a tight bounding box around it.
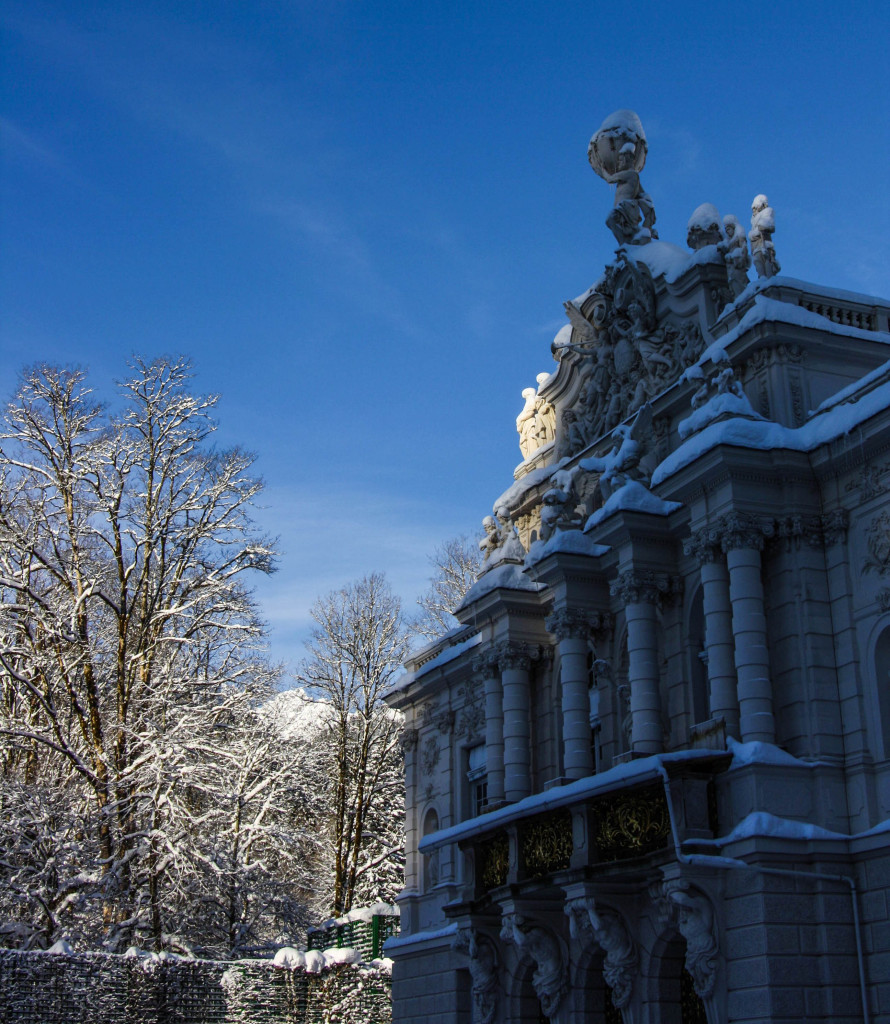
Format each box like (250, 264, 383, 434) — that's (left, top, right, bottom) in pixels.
(718, 214, 751, 297)
(500, 914, 567, 1019)
(749, 194, 780, 278)
(686, 203, 724, 251)
(516, 387, 539, 458)
(479, 507, 525, 567)
(661, 880, 720, 1000)
(588, 110, 657, 245)
(452, 928, 499, 1024)
(516, 376, 556, 459)
(565, 896, 638, 1011)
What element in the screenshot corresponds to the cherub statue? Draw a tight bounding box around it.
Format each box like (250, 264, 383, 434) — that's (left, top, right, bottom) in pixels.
(479, 516, 500, 562)
(749, 194, 780, 278)
(718, 214, 751, 297)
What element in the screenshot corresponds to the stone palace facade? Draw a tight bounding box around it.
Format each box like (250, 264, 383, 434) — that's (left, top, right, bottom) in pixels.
(385, 111, 890, 1023)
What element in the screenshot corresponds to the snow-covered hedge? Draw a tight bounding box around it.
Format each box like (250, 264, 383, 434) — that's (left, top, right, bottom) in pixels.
(0, 948, 391, 1024)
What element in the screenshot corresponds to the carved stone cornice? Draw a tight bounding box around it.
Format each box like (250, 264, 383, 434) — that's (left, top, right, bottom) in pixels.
(610, 570, 682, 607)
(719, 512, 775, 553)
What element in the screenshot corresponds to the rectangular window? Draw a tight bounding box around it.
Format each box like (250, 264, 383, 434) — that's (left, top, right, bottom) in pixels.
(466, 744, 487, 818)
(473, 779, 488, 817)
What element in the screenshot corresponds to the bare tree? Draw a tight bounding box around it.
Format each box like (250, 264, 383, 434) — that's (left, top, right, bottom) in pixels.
(0, 359, 308, 953)
(297, 573, 409, 916)
(412, 535, 483, 642)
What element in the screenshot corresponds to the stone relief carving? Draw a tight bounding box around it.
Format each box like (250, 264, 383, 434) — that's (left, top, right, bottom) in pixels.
(456, 681, 485, 739)
(749, 194, 780, 278)
(588, 109, 657, 246)
(557, 257, 705, 457)
(564, 896, 638, 1011)
(421, 736, 440, 777)
(580, 403, 655, 501)
(864, 510, 890, 575)
(399, 727, 419, 753)
(452, 928, 499, 1024)
(499, 913, 567, 1019)
(686, 203, 723, 251)
(718, 214, 751, 297)
(539, 486, 583, 541)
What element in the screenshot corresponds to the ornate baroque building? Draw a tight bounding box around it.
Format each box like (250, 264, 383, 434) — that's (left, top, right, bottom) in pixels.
(384, 111, 890, 1023)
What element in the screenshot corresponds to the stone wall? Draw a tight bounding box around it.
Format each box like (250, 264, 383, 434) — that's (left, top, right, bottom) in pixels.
(0, 949, 392, 1024)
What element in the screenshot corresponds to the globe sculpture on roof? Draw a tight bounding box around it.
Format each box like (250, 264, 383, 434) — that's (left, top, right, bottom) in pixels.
(588, 109, 658, 246)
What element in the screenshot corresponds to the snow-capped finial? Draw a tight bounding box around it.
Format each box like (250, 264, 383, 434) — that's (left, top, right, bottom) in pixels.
(749, 194, 780, 278)
(588, 110, 657, 246)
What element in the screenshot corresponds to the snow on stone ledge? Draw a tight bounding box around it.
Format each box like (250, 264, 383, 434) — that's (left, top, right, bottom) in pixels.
(626, 239, 722, 284)
(524, 529, 610, 566)
(678, 391, 764, 440)
(456, 562, 546, 612)
(652, 368, 890, 486)
(584, 480, 682, 529)
(726, 736, 828, 769)
(697, 811, 848, 846)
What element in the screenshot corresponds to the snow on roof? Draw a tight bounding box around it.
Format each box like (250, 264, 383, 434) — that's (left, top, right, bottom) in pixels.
(455, 561, 546, 612)
(407, 631, 482, 681)
(418, 749, 725, 853)
(716, 275, 890, 328)
(384, 922, 458, 952)
(584, 480, 682, 529)
(524, 528, 610, 566)
(651, 360, 890, 486)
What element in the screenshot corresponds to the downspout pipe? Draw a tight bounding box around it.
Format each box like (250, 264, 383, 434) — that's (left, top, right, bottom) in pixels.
(657, 764, 870, 1024)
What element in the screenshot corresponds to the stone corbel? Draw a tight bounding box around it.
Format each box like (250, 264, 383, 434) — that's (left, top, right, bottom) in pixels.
(658, 879, 722, 1024)
(564, 895, 638, 1017)
(452, 927, 500, 1024)
(499, 913, 567, 1020)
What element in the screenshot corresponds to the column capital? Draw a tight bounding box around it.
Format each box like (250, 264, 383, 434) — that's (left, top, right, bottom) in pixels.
(546, 608, 586, 641)
(610, 570, 682, 607)
(720, 512, 775, 552)
(471, 651, 501, 677)
(683, 526, 723, 565)
(495, 641, 535, 671)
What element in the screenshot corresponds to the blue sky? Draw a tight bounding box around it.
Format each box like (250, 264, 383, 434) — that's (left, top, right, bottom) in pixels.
(2, 0, 889, 672)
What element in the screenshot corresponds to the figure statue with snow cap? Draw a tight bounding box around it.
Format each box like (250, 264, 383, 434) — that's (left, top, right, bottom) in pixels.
(749, 193, 780, 278)
(719, 214, 751, 297)
(516, 387, 539, 458)
(589, 109, 658, 245)
(686, 203, 724, 251)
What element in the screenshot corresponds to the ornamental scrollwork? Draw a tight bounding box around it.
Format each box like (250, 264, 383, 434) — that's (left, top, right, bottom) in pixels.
(719, 512, 775, 553)
(592, 785, 671, 861)
(476, 833, 510, 891)
(519, 810, 574, 878)
(421, 736, 439, 777)
(610, 570, 681, 607)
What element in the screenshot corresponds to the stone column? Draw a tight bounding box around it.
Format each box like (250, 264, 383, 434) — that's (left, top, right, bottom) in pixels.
(497, 643, 533, 802)
(611, 572, 671, 755)
(722, 514, 776, 744)
(473, 653, 505, 808)
(546, 609, 594, 781)
(686, 529, 740, 738)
